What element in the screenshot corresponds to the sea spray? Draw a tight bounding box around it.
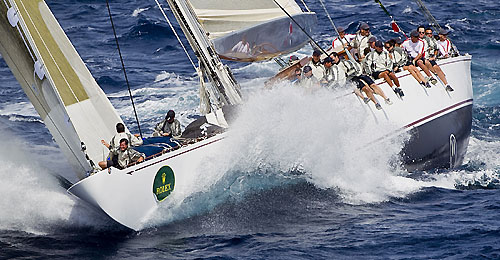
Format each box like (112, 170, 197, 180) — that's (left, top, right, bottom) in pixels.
(0, 130, 110, 234)
(144, 85, 427, 228)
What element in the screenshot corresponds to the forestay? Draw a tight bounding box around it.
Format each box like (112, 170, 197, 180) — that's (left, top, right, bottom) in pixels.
(0, 0, 124, 179)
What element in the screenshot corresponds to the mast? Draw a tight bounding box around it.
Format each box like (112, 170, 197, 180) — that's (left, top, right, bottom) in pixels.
(165, 0, 243, 112)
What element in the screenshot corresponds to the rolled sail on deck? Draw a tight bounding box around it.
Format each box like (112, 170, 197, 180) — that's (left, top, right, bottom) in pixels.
(0, 0, 124, 180)
(189, 0, 317, 61)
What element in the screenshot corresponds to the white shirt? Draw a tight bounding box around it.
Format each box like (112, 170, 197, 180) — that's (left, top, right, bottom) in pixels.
(437, 39, 452, 57)
(307, 59, 325, 81)
(332, 34, 356, 50)
(402, 39, 426, 59)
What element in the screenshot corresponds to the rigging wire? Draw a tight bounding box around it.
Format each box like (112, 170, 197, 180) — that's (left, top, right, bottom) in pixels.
(272, 0, 329, 56)
(412, 0, 459, 55)
(374, 0, 408, 38)
(317, 0, 355, 61)
(105, 0, 143, 139)
(299, 0, 311, 12)
(153, 0, 197, 72)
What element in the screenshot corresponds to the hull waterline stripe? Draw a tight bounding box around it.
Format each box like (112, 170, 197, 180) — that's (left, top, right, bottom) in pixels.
(125, 136, 225, 175)
(404, 99, 473, 128)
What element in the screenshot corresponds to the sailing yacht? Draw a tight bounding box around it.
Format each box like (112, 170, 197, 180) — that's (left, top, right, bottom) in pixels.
(0, 0, 317, 230)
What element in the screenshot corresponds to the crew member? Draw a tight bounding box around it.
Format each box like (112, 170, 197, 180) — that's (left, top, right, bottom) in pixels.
(307, 49, 325, 80)
(101, 122, 143, 167)
(364, 40, 404, 98)
(351, 22, 373, 61)
(153, 110, 182, 138)
(98, 138, 145, 170)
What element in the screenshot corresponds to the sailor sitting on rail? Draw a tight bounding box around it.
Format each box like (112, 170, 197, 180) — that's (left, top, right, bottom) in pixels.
(153, 110, 182, 138)
(291, 67, 302, 85)
(367, 36, 377, 53)
(417, 27, 454, 92)
(337, 52, 392, 110)
(385, 40, 431, 88)
(402, 30, 441, 89)
(351, 23, 373, 61)
(298, 65, 320, 90)
(364, 41, 404, 98)
(331, 26, 355, 51)
(101, 122, 143, 157)
(306, 49, 325, 81)
(437, 28, 455, 59)
(98, 138, 145, 170)
(321, 56, 346, 88)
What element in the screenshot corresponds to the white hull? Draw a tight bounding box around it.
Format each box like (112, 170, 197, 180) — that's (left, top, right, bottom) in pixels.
(68, 134, 227, 230)
(68, 56, 472, 230)
(351, 55, 473, 169)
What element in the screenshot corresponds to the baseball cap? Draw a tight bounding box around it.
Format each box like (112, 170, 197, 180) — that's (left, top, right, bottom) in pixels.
(166, 110, 175, 120)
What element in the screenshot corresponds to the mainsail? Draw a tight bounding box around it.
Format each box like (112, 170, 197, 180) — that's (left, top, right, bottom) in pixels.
(0, 0, 124, 179)
(190, 0, 317, 61)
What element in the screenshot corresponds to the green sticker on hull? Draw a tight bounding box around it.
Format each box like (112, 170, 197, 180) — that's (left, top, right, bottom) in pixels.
(153, 166, 175, 202)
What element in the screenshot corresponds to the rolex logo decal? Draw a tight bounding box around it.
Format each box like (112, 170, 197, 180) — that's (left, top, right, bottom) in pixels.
(153, 166, 175, 202)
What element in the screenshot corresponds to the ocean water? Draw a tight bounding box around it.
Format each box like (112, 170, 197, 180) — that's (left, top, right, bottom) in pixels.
(0, 0, 499, 259)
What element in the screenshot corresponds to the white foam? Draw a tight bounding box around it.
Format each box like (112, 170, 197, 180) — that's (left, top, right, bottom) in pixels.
(144, 84, 424, 228)
(0, 101, 38, 118)
(0, 131, 110, 234)
(132, 7, 149, 17)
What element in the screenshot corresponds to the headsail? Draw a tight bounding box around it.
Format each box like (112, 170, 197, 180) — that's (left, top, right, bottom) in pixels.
(0, 0, 124, 179)
(190, 0, 317, 62)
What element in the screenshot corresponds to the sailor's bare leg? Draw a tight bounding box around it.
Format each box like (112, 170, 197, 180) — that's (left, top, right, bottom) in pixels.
(425, 60, 436, 74)
(388, 72, 401, 87)
(407, 65, 427, 83)
(361, 86, 377, 103)
(404, 66, 422, 83)
(433, 65, 449, 85)
(354, 88, 366, 99)
(379, 71, 394, 88)
(369, 84, 388, 100)
(98, 161, 108, 170)
(417, 60, 432, 77)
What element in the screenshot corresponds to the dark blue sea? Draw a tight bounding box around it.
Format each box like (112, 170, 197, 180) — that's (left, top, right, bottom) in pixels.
(1, 0, 499, 259)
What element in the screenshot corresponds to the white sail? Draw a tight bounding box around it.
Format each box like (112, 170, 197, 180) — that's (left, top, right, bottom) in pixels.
(190, 0, 302, 39)
(0, 0, 124, 179)
(189, 0, 317, 62)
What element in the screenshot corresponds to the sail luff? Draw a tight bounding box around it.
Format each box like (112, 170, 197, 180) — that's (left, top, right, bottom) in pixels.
(1, 0, 126, 179)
